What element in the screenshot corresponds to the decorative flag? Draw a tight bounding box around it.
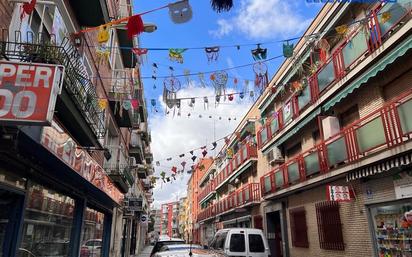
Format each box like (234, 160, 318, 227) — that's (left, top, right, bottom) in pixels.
(122, 100, 132, 110)
(181, 161, 187, 169)
(131, 99, 139, 109)
(202, 149, 207, 157)
(211, 142, 217, 150)
(98, 99, 107, 110)
(167, 157, 172, 161)
(190, 150, 194, 155)
(228, 94, 234, 101)
(126, 15, 144, 39)
(171, 166, 177, 173)
(191, 156, 197, 162)
(21, 0, 36, 20)
(283, 41, 294, 58)
(168, 0, 193, 24)
(179, 154, 185, 158)
(211, 0, 233, 12)
(97, 25, 110, 44)
(156, 161, 160, 166)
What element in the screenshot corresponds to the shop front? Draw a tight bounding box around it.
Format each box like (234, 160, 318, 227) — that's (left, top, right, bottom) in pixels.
(347, 152, 412, 257)
(0, 122, 124, 257)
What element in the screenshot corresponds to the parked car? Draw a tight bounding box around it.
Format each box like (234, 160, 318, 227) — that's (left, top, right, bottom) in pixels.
(18, 240, 70, 257)
(153, 248, 227, 257)
(150, 237, 185, 257)
(209, 228, 270, 257)
(81, 239, 102, 257)
(158, 244, 203, 252)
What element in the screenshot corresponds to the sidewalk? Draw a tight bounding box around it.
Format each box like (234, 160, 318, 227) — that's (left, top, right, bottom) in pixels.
(134, 245, 153, 257)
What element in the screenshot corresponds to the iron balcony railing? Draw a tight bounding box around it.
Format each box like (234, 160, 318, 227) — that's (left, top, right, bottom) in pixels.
(197, 183, 260, 222)
(198, 179, 216, 202)
(260, 88, 412, 197)
(213, 143, 258, 189)
(0, 29, 105, 139)
(257, 3, 411, 149)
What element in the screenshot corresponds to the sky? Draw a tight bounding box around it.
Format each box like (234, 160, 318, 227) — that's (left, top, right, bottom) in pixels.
(132, 0, 323, 208)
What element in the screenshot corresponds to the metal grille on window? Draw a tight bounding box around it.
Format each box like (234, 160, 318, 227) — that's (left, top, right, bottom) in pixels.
(289, 207, 309, 248)
(315, 201, 345, 250)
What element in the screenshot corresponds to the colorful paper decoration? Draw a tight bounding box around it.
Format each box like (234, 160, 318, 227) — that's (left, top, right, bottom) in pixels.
(156, 161, 160, 166)
(198, 73, 208, 87)
(381, 11, 392, 24)
(335, 24, 348, 35)
(181, 161, 187, 169)
(252, 44, 267, 60)
(131, 99, 139, 109)
(132, 48, 149, 56)
(228, 94, 234, 101)
(191, 156, 197, 162)
(126, 15, 144, 39)
(211, 142, 217, 150)
(211, 0, 233, 12)
(122, 100, 132, 110)
(204, 96, 209, 110)
(98, 99, 108, 110)
(205, 47, 220, 63)
(283, 41, 294, 58)
(21, 0, 36, 20)
(96, 45, 110, 62)
(167, 157, 172, 161)
(179, 154, 185, 158)
(190, 150, 194, 155)
(253, 62, 268, 94)
(168, 0, 193, 24)
(171, 166, 177, 173)
(211, 71, 228, 100)
(97, 25, 110, 44)
(202, 149, 208, 157)
(169, 49, 187, 63)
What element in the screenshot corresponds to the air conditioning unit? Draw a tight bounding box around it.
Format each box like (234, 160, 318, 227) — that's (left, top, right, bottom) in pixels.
(129, 157, 137, 167)
(266, 147, 284, 166)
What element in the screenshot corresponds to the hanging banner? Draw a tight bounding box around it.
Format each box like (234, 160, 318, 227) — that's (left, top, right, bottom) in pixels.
(326, 185, 353, 202)
(0, 61, 64, 125)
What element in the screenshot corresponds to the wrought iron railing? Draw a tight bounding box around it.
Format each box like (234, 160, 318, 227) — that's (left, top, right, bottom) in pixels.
(0, 29, 105, 139)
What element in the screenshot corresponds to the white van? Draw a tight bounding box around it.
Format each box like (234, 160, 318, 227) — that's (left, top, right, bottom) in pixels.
(209, 228, 270, 257)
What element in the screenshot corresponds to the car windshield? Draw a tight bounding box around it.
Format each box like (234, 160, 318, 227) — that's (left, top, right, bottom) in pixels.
(33, 242, 68, 256)
(152, 240, 185, 255)
(159, 244, 202, 252)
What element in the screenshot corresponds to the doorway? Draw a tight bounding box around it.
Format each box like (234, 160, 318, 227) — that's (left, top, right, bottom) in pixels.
(0, 188, 25, 257)
(266, 211, 283, 257)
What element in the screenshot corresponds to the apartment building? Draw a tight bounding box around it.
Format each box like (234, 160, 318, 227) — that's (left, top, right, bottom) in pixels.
(0, 0, 153, 257)
(197, 1, 412, 257)
(160, 201, 180, 237)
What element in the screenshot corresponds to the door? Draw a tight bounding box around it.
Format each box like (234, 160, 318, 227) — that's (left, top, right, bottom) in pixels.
(0, 188, 25, 257)
(266, 211, 283, 257)
(247, 232, 268, 257)
(227, 232, 247, 257)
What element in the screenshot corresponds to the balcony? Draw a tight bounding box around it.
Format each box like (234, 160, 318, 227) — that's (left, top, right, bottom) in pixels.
(199, 180, 216, 204)
(108, 70, 134, 128)
(260, 89, 412, 197)
(214, 143, 258, 189)
(198, 183, 261, 222)
(136, 164, 148, 179)
(68, 0, 109, 27)
(142, 179, 151, 190)
(144, 147, 154, 165)
(130, 131, 145, 163)
(0, 30, 105, 147)
(257, 3, 411, 150)
(105, 165, 134, 194)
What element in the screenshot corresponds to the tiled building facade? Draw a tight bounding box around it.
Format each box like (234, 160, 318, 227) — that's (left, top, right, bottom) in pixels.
(195, 2, 412, 257)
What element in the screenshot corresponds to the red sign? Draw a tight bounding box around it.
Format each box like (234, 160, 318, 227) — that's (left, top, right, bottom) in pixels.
(41, 122, 124, 204)
(327, 185, 353, 202)
(0, 61, 64, 124)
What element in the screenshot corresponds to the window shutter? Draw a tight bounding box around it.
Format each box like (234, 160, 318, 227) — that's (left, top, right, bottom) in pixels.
(289, 207, 309, 248)
(315, 201, 344, 250)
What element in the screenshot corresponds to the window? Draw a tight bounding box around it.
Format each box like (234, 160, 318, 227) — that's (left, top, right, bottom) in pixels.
(289, 207, 309, 248)
(315, 201, 344, 250)
(210, 232, 227, 250)
(18, 183, 74, 257)
(339, 105, 359, 128)
(229, 234, 245, 252)
(248, 234, 265, 252)
(286, 142, 301, 159)
(81, 208, 105, 257)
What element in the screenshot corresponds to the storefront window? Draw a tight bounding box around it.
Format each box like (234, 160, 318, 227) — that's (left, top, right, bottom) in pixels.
(371, 202, 412, 257)
(81, 208, 105, 257)
(18, 184, 75, 257)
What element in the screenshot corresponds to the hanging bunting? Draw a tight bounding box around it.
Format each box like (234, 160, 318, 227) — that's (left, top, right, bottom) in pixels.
(132, 48, 149, 64)
(381, 11, 392, 24)
(168, 0, 193, 24)
(203, 96, 209, 110)
(167, 157, 172, 161)
(205, 47, 220, 63)
(126, 15, 144, 39)
(181, 161, 187, 170)
(211, 71, 228, 102)
(190, 150, 194, 155)
(211, 142, 217, 150)
(169, 48, 187, 63)
(283, 41, 294, 58)
(160, 171, 166, 183)
(98, 99, 108, 110)
(122, 100, 132, 110)
(156, 161, 160, 166)
(253, 62, 268, 94)
(20, 0, 37, 20)
(191, 155, 197, 162)
(202, 149, 208, 157)
(96, 45, 110, 64)
(211, 0, 233, 12)
(228, 94, 234, 101)
(97, 25, 110, 44)
(131, 99, 139, 109)
(184, 69, 192, 86)
(171, 166, 177, 173)
(198, 72, 208, 88)
(189, 98, 196, 108)
(179, 154, 185, 158)
(251, 44, 267, 60)
(171, 174, 176, 180)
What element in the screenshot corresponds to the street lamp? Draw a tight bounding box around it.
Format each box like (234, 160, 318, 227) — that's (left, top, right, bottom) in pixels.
(143, 23, 157, 33)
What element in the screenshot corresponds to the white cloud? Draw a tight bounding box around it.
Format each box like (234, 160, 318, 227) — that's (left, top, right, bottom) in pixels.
(209, 0, 312, 39)
(149, 86, 253, 208)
